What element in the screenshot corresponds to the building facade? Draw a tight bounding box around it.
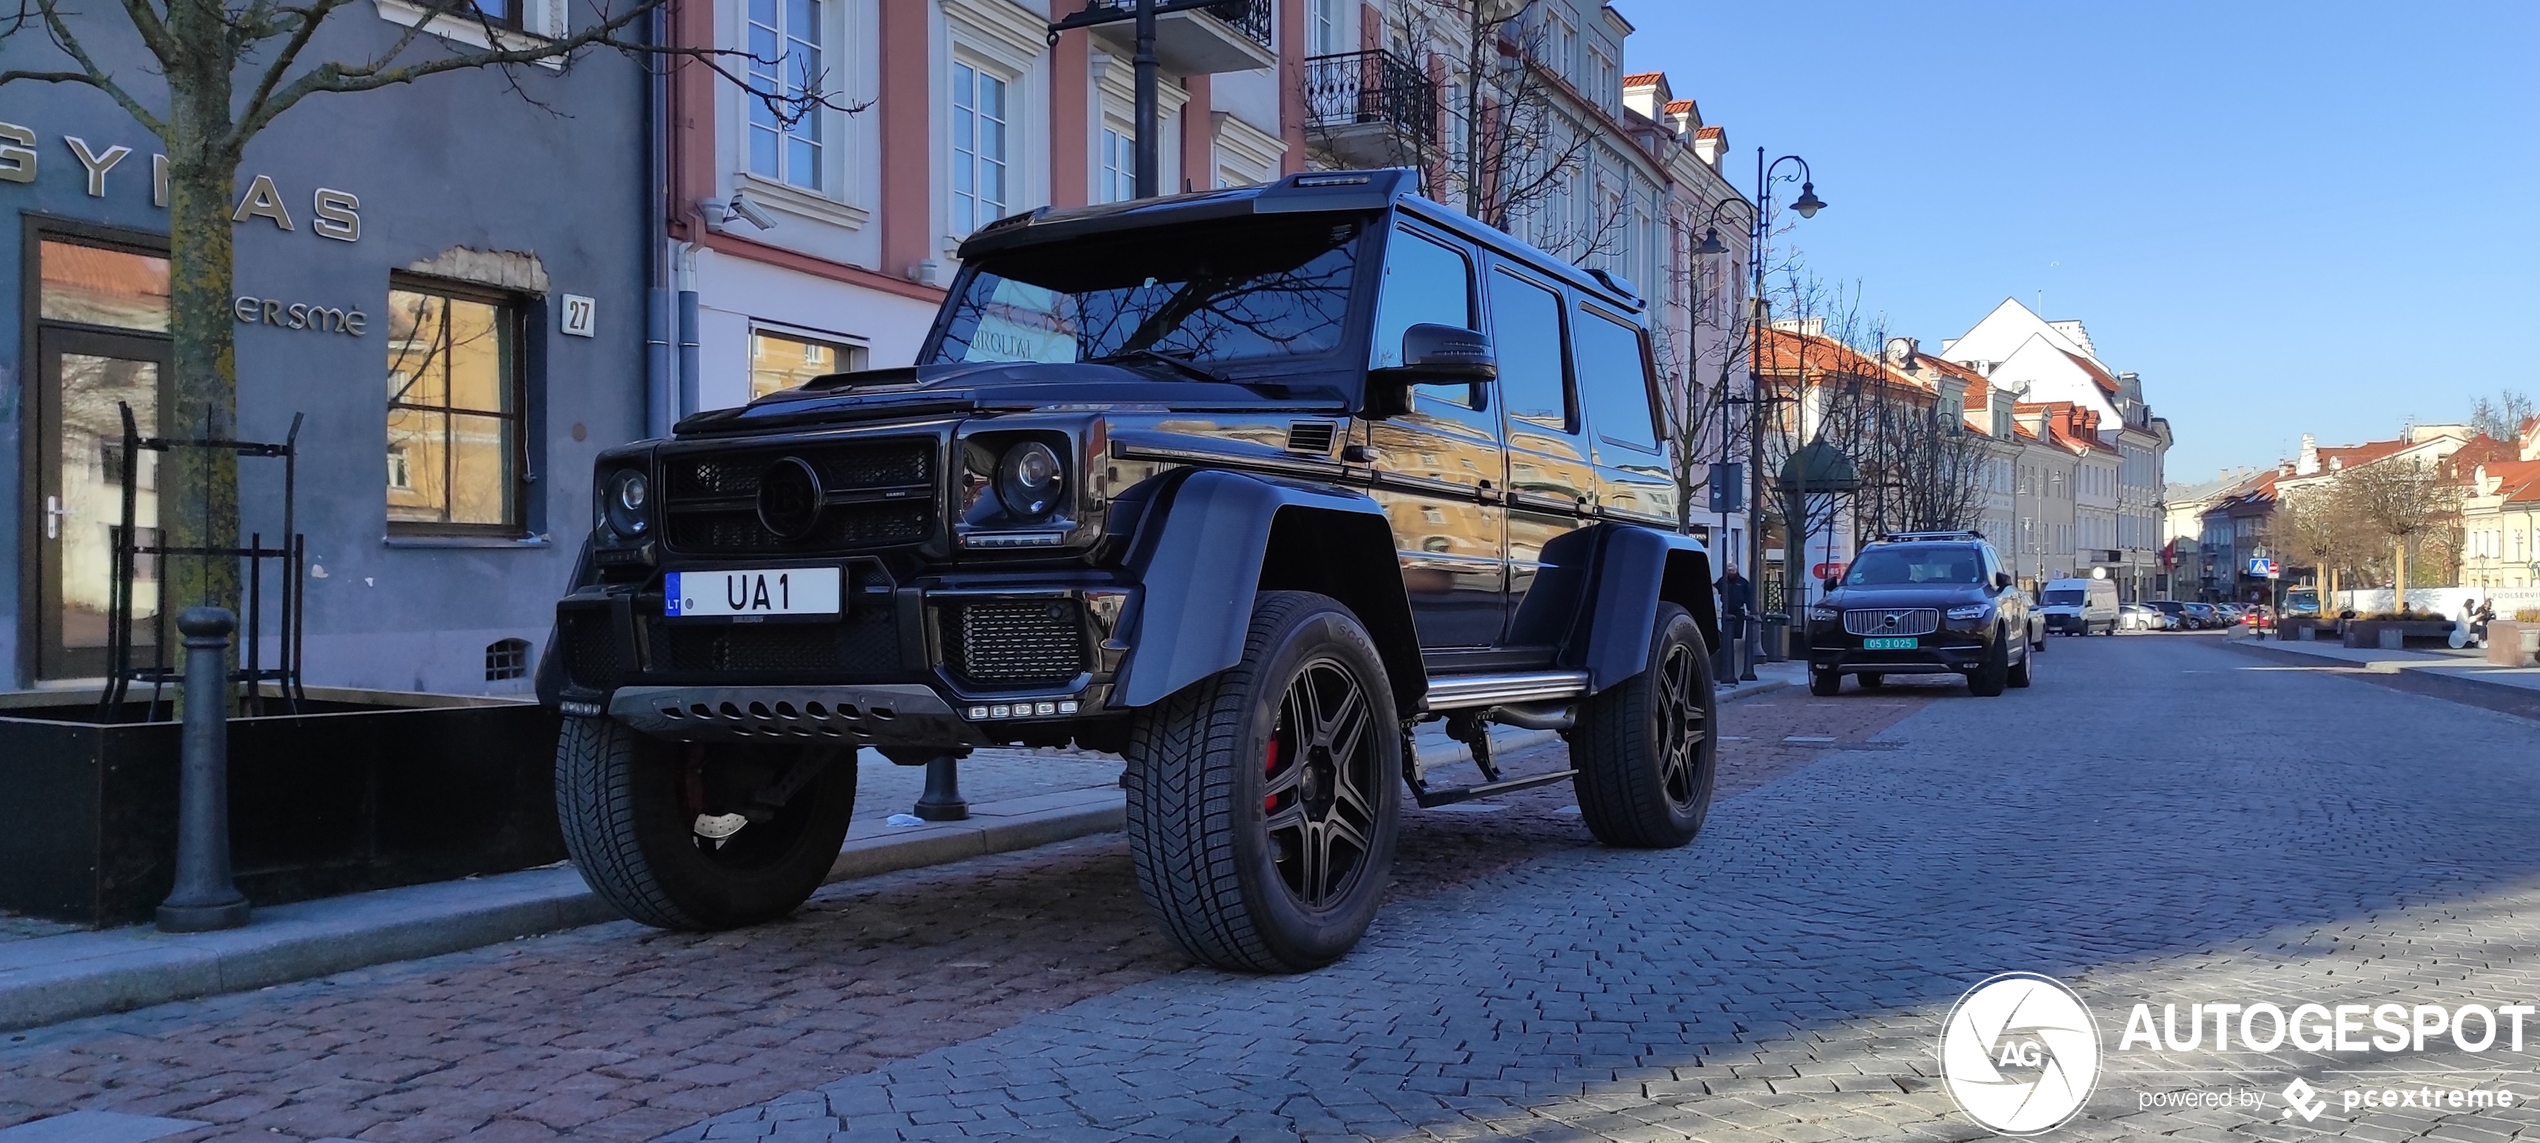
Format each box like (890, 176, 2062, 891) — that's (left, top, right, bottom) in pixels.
(3, 14, 645, 693)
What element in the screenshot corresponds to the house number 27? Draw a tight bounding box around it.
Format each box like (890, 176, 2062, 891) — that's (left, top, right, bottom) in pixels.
(560, 294, 596, 338)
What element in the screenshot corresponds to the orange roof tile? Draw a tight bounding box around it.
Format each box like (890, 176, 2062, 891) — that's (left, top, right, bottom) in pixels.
(1692, 124, 1723, 138)
(1623, 72, 1666, 87)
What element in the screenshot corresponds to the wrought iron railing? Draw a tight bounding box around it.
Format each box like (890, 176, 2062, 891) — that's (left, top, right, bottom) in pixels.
(1083, 0, 1272, 49)
(1302, 49, 1440, 144)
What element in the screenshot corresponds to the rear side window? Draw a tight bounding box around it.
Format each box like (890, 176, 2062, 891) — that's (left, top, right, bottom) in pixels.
(1489, 269, 1570, 431)
(1573, 305, 1658, 450)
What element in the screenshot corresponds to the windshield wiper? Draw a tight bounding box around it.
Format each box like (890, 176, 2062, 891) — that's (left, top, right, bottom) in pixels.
(1091, 347, 1226, 383)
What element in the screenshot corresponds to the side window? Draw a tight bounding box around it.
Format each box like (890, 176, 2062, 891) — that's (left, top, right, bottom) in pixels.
(1370, 227, 1480, 409)
(1573, 305, 1658, 451)
(1489, 269, 1571, 431)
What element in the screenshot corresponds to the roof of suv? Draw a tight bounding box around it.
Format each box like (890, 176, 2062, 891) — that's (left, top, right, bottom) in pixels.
(953, 168, 1646, 315)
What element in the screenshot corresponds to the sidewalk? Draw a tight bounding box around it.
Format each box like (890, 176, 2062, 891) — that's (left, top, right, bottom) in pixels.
(0, 667, 1798, 1032)
(2218, 630, 2540, 720)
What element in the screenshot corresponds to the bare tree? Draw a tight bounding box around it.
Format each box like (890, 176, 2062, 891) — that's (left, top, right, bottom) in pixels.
(2266, 486, 2366, 611)
(2469, 389, 2535, 444)
(1377, 0, 1625, 263)
(2337, 458, 2461, 593)
(1, 0, 840, 636)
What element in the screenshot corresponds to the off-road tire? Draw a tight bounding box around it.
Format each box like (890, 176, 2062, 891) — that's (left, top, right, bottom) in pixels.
(1571, 603, 1719, 848)
(1809, 666, 1842, 696)
(1968, 629, 2011, 697)
(1124, 591, 1402, 973)
(556, 717, 856, 930)
(1857, 672, 1885, 689)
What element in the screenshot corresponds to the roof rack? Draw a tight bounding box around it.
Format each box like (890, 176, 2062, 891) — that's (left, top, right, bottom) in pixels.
(1873, 530, 1986, 543)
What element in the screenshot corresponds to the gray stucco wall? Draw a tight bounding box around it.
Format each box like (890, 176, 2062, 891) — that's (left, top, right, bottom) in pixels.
(1, 13, 646, 694)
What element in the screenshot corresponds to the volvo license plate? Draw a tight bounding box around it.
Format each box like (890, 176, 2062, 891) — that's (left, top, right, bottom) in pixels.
(666, 568, 841, 618)
(1862, 636, 1918, 650)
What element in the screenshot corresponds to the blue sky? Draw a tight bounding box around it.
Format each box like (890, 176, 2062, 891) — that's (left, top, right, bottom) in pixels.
(1620, 1, 2540, 485)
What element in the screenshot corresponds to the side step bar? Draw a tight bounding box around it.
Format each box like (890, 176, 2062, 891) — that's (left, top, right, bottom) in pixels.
(1414, 768, 1578, 809)
(1423, 670, 1589, 710)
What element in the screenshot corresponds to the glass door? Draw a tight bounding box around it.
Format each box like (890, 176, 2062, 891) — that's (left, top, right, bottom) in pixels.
(26, 233, 172, 682)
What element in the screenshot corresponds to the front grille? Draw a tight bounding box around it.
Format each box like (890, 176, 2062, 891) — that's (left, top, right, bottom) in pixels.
(562, 609, 628, 689)
(941, 599, 1088, 688)
(646, 606, 901, 678)
(660, 438, 937, 555)
(1843, 608, 1940, 637)
(665, 503, 932, 553)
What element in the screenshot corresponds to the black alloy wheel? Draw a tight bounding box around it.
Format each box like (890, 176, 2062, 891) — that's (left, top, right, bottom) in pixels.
(1573, 603, 1719, 848)
(1125, 591, 1402, 973)
(1262, 659, 1384, 911)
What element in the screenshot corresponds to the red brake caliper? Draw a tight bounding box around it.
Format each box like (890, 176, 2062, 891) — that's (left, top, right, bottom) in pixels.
(1264, 735, 1281, 814)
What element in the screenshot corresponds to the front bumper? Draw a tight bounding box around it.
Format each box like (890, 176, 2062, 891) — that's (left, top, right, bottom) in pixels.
(550, 560, 1130, 747)
(1806, 622, 1997, 675)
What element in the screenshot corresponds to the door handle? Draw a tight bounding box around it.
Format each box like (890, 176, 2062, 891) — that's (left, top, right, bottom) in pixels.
(45, 495, 66, 540)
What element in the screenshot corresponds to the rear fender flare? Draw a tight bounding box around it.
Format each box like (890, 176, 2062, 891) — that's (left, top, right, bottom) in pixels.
(1113, 468, 1422, 709)
(1561, 526, 1719, 694)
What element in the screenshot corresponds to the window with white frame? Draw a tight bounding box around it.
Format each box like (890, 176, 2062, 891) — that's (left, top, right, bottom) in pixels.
(1099, 125, 1136, 203)
(952, 60, 1012, 236)
(1309, 0, 1345, 55)
(747, 0, 824, 191)
(1587, 47, 1615, 109)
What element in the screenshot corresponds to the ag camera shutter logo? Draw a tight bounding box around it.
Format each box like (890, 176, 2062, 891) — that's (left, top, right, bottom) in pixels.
(1940, 973, 2103, 1135)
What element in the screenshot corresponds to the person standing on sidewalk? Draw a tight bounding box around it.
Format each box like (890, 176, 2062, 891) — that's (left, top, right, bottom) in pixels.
(1715, 564, 1753, 683)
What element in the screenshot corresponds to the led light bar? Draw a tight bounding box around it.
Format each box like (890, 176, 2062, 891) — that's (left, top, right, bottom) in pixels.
(961, 531, 1069, 549)
(965, 699, 1081, 720)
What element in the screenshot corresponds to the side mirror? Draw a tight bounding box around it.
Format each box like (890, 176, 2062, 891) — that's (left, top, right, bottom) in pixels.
(1367, 323, 1495, 418)
(1994, 572, 2014, 589)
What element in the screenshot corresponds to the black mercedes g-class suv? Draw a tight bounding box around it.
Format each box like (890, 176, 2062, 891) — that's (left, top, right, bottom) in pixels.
(541, 170, 1721, 972)
(1803, 531, 2043, 697)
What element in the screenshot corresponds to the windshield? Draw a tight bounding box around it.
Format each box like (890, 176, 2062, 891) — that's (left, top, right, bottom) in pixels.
(2043, 590, 2085, 606)
(925, 217, 1363, 367)
(1842, 547, 1985, 587)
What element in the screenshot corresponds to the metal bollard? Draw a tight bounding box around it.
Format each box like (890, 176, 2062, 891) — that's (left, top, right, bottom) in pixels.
(913, 754, 969, 821)
(158, 608, 251, 933)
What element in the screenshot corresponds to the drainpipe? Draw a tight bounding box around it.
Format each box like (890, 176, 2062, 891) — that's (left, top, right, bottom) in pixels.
(677, 244, 701, 419)
(642, 5, 675, 438)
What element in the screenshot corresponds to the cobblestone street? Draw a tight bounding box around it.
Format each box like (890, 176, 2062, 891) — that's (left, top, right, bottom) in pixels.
(10, 633, 2539, 1142)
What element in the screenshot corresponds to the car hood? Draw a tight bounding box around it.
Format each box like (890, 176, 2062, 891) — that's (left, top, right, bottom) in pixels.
(672, 361, 1349, 436)
(1823, 585, 1997, 607)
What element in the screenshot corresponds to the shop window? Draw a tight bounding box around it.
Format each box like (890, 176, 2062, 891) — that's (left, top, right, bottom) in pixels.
(485, 637, 530, 681)
(749, 328, 865, 399)
(385, 280, 526, 535)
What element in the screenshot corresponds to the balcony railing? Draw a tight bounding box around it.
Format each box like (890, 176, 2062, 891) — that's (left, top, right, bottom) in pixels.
(1084, 0, 1271, 50)
(1303, 49, 1440, 145)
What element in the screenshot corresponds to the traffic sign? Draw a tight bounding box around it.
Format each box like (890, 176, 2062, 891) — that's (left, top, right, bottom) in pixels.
(2247, 557, 2279, 578)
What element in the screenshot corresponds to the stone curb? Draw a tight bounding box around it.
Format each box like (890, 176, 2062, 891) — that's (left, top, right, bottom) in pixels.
(2218, 638, 2540, 722)
(0, 789, 1126, 1033)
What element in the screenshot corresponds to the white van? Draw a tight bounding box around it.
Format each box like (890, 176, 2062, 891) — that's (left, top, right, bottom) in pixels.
(2040, 577, 2121, 635)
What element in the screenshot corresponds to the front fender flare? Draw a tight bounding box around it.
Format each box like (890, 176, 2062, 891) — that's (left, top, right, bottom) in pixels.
(1112, 468, 1418, 708)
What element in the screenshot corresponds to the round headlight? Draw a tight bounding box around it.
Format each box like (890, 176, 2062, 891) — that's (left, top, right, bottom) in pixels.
(605, 469, 650, 536)
(996, 442, 1064, 519)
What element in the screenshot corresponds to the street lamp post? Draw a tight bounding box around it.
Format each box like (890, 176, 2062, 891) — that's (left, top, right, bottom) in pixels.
(1048, 0, 1249, 198)
(1741, 149, 1825, 669)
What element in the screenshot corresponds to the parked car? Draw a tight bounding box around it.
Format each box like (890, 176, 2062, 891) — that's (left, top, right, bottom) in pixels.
(2182, 602, 2222, 628)
(2118, 603, 2165, 631)
(2146, 600, 2190, 629)
(1803, 532, 2043, 697)
(2040, 577, 2121, 635)
(539, 170, 1722, 973)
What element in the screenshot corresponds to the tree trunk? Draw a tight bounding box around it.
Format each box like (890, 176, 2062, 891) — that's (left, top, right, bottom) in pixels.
(2392, 539, 2408, 605)
(161, 0, 245, 692)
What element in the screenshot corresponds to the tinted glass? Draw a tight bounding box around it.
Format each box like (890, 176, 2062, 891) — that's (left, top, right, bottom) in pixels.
(2043, 590, 2085, 605)
(1490, 270, 1569, 430)
(929, 217, 1359, 366)
(1370, 228, 1473, 367)
(1844, 546, 1985, 586)
(1573, 306, 1657, 449)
